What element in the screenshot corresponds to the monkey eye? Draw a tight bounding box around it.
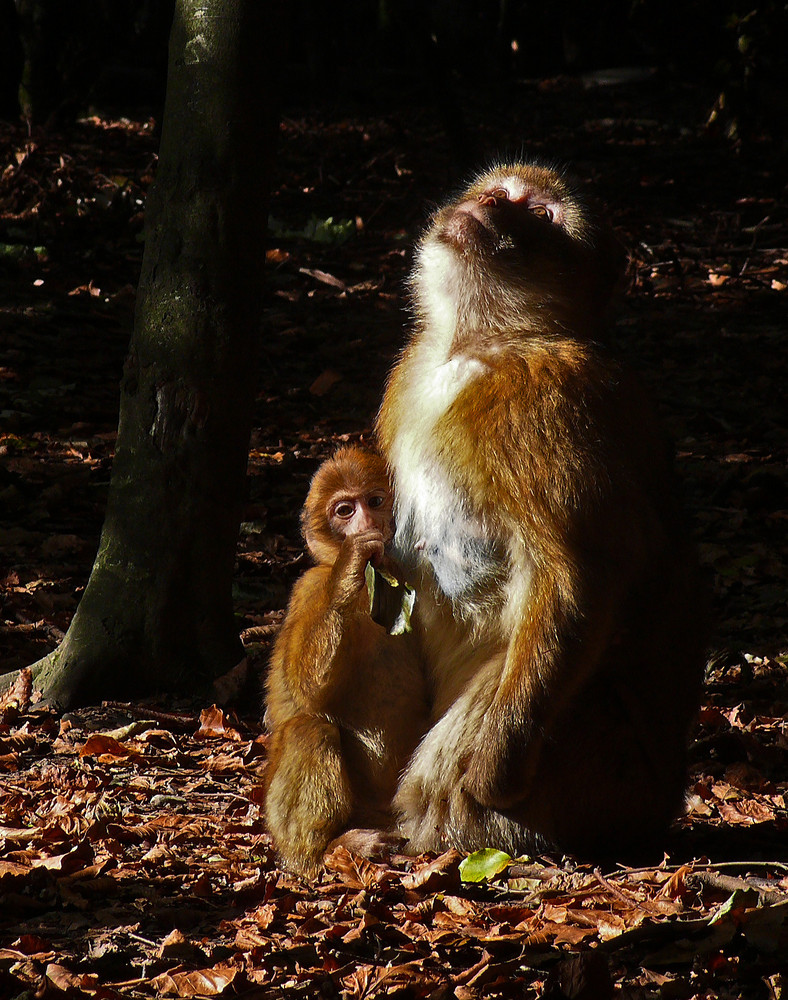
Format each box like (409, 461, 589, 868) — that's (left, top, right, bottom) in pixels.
(529, 204, 553, 221)
(368, 494, 386, 509)
(333, 501, 356, 519)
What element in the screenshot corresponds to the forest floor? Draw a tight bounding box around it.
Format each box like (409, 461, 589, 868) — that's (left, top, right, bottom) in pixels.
(0, 69, 787, 998)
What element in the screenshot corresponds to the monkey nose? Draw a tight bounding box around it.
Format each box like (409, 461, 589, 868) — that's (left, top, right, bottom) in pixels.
(478, 188, 508, 207)
(356, 510, 377, 531)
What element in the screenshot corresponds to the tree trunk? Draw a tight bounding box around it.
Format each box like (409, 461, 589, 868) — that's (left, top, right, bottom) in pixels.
(29, 0, 278, 709)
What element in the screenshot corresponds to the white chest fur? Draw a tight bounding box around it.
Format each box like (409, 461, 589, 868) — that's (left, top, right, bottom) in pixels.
(388, 349, 505, 605)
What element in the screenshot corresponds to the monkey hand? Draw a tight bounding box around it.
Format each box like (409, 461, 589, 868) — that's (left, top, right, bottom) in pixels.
(330, 530, 385, 610)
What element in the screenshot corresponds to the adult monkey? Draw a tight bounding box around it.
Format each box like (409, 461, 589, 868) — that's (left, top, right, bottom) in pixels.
(377, 160, 705, 859)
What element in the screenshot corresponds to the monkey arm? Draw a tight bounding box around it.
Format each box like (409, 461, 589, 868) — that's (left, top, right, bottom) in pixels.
(269, 568, 359, 713)
(265, 568, 345, 719)
(441, 352, 637, 809)
(269, 533, 384, 718)
(460, 559, 623, 810)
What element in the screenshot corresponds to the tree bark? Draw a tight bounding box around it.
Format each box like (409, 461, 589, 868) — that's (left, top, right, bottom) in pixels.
(28, 0, 278, 709)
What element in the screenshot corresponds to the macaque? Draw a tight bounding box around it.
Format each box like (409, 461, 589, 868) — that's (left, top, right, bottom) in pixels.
(376, 160, 705, 859)
(264, 446, 428, 875)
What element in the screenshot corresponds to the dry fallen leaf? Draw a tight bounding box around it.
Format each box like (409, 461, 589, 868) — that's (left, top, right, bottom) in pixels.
(401, 848, 462, 891)
(196, 705, 243, 741)
(323, 845, 392, 889)
(78, 733, 144, 762)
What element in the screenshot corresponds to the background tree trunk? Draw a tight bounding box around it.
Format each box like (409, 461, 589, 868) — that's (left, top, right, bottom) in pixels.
(30, 0, 278, 709)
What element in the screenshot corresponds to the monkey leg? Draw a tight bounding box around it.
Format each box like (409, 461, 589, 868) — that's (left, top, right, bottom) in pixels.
(265, 715, 353, 876)
(395, 667, 686, 861)
(393, 675, 552, 858)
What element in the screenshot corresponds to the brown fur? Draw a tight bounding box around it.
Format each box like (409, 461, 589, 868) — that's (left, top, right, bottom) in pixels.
(264, 447, 429, 875)
(376, 161, 705, 859)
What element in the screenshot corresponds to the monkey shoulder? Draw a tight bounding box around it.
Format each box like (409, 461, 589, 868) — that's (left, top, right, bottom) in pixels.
(265, 567, 332, 692)
(436, 342, 593, 446)
(453, 339, 657, 444)
(435, 340, 669, 521)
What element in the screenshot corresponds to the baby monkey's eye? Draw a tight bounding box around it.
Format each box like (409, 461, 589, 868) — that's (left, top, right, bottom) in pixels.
(529, 204, 554, 221)
(368, 495, 386, 509)
(333, 501, 355, 519)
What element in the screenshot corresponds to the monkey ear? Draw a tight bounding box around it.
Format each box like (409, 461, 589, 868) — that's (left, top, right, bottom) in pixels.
(301, 503, 336, 566)
(303, 524, 337, 566)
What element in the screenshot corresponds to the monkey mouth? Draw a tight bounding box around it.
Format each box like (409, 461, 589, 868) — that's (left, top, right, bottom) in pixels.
(438, 203, 500, 253)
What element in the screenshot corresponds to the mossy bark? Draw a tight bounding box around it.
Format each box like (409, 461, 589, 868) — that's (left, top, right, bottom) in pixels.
(31, 0, 278, 709)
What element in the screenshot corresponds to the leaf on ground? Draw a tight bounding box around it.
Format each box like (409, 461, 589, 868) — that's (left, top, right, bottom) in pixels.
(323, 844, 391, 889)
(402, 848, 463, 891)
(309, 368, 343, 395)
(149, 964, 239, 997)
(45, 963, 100, 992)
(0, 667, 32, 716)
(78, 733, 144, 762)
(32, 839, 94, 874)
(459, 848, 512, 883)
(196, 705, 243, 741)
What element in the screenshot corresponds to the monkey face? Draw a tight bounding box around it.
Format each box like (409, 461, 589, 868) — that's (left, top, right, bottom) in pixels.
(435, 164, 593, 261)
(329, 488, 394, 545)
(302, 447, 395, 566)
(414, 162, 623, 339)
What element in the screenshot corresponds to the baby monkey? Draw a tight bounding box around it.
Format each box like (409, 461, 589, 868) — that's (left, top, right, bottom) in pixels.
(264, 446, 428, 875)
